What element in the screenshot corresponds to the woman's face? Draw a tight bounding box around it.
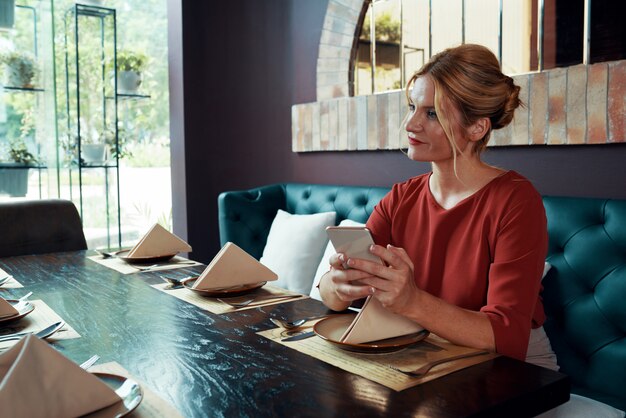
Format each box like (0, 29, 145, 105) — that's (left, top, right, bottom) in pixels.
(405, 76, 469, 163)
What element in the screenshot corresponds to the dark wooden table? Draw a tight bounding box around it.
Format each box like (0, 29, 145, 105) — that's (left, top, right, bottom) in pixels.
(0, 251, 570, 418)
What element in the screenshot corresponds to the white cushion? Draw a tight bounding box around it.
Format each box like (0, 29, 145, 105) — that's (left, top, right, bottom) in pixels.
(260, 209, 336, 295)
(542, 262, 552, 280)
(536, 394, 624, 418)
(309, 219, 365, 301)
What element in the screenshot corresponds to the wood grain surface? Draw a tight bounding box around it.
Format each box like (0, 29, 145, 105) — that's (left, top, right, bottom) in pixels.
(0, 251, 570, 418)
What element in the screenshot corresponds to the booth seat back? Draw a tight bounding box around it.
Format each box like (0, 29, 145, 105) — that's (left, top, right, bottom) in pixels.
(542, 196, 626, 411)
(218, 184, 626, 410)
(218, 183, 388, 260)
(0, 199, 87, 258)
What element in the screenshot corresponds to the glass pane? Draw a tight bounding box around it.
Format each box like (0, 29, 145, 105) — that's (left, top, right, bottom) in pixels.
(465, 0, 500, 61)
(502, 0, 533, 74)
(401, 0, 428, 85)
(430, 0, 463, 56)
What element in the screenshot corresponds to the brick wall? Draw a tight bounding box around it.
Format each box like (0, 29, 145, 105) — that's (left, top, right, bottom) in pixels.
(298, 0, 626, 152)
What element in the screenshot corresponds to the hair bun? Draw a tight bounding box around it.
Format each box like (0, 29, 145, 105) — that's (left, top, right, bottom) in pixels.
(492, 77, 521, 129)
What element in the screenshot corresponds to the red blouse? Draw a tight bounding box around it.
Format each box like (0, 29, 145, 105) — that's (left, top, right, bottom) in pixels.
(366, 171, 548, 360)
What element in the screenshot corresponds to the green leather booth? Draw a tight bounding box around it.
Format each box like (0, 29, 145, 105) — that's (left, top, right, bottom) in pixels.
(218, 183, 626, 411)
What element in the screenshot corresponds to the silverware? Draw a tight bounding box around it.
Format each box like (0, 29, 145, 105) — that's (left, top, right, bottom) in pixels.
(0, 321, 65, 343)
(96, 250, 117, 259)
(0, 275, 12, 287)
(389, 350, 490, 378)
(270, 314, 331, 330)
(160, 275, 188, 289)
(218, 294, 302, 308)
(80, 354, 100, 370)
(10, 291, 33, 312)
(281, 331, 316, 342)
(135, 260, 196, 272)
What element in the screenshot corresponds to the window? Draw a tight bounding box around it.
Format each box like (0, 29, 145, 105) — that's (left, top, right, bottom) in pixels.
(353, 0, 626, 96)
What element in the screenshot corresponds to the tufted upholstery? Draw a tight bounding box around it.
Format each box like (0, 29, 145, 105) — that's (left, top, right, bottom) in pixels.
(218, 183, 388, 260)
(542, 196, 626, 411)
(218, 184, 626, 411)
(0, 199, 87, 257)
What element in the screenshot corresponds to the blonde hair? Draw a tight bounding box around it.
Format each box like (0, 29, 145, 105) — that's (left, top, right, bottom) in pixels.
(404, 44, 522, 156)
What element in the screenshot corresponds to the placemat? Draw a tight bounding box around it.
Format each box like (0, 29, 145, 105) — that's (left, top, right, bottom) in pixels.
(259, 327, 499, 391)
(89, 362, 183, 418)
(0, 299, 80, 350)
(88, 255, 203, 274)
(151, 283, 309, 314)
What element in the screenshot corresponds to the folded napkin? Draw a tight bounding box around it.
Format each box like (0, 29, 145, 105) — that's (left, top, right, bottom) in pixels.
(126, 223, 192, 258)
(0, 335, 121, 417)
(192, 242, 277, 290)
(340, 296, 424, 344)
(0, 298, 18, 319)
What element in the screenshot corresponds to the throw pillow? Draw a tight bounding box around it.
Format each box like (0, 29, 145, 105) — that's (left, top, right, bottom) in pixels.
(260, 209, 336, 295)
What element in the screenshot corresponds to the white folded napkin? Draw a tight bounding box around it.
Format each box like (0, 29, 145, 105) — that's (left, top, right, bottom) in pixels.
(340, 296, 424, 344)
(0, 335, 121, 417)
(192, 242, 278, 290)
(126, 223, 192, 258)
(0, 298, 18, 319)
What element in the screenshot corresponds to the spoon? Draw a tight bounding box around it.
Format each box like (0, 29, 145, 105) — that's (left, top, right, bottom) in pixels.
(270, 314, 331, 330)
(0, 321, 65, 343)
(160, 275, 187, 289)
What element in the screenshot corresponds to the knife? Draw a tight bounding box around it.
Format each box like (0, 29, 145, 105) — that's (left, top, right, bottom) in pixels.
(281, 331, 316, 342)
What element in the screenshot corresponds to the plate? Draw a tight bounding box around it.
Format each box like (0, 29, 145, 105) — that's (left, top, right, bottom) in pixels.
(116, 250, 178, 264)
(313, 314, 430, 353)
(87, 373, 143, 418)
(181, 277, 267, 297)
(0, 300, 35, 324)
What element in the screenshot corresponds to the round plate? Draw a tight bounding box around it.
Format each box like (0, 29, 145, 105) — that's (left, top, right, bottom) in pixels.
(116, 250, 177, 264)
(181, 277, 267, 297)
(313, 314, 429, 353)
(87, 373, 143, 418)
(0, 300, 35, 324)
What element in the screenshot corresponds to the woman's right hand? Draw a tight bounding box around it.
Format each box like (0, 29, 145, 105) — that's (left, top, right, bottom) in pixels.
(318, 252, 376, 311)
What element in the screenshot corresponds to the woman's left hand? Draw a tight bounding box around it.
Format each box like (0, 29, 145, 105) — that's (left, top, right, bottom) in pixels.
(346, 244, 420, 316)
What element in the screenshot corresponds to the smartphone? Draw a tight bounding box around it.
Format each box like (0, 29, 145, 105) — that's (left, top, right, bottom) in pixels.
(325, 226, 383, 265)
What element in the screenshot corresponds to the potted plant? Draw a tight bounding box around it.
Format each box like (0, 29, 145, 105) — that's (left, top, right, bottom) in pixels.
(115, 49, 148, 94)
(0, 0, 15, 30)
(80, 135, 107, 165)
(0, 50, 38, 88)
(0, 139, 38, 197)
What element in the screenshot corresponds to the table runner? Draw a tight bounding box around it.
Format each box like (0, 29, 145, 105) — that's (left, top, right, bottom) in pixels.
(88, 255, 203, 274)
(0, 299, 80, 350)
(89, 362, 183, 418)
(259, 327, 499, 391)
(151, 283, 308, 314)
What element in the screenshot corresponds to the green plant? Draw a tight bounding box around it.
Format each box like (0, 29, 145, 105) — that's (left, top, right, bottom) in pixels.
(8, 139, 37, 165)
(100, 126, 133, 160)
(0, 50, 38, 86)
(116, 49, 148, 72)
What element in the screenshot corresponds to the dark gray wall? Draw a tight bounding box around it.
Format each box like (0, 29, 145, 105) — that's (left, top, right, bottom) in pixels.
(170, 0, 626, 263)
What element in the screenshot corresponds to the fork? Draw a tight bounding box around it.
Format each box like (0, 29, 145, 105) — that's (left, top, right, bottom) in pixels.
(80, 354, 100, 370)
(389, 351, 490, 378)
(270, 314, 331, 329)
(0, 275, 13, 287)
(218, 294, 301, 308)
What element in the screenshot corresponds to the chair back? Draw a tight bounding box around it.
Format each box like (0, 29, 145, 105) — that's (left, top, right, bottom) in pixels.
(0, 199, 87, 257)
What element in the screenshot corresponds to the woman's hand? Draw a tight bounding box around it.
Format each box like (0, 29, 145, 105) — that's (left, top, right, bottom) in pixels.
(348, 244, 421, 316)
(318, 252, 376, 311)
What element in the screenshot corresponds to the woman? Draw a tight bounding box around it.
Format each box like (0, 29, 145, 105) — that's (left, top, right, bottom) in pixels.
(319, 43, 556, 367)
